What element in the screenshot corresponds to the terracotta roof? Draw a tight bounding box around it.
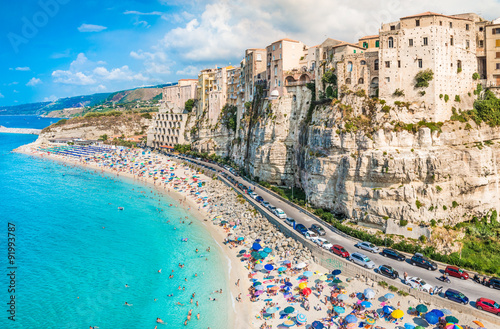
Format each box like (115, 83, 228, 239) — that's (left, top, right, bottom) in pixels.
(159, 145, 175, 149)
(273, 38, 300, 43)
(401, 11, 472, 21)
(359, 35, 379, 40)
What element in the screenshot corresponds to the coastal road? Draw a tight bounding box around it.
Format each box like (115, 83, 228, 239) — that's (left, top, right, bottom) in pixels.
(171, 154, 500, 309)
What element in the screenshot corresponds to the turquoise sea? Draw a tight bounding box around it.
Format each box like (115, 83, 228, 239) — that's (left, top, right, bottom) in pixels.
(0, 116, 231, 328)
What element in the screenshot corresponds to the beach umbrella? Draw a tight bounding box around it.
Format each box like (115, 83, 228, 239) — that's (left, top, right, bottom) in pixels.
(441, 309, 452, 315)
(282, 319, 295, 327)
(237, 237, 245, 241)
(332, 278, 342, 284)
(337, 294, 348, 301)
(285, 281, 293, 287)
(252, 243, 262, 251)
(319, 275, 328, 281)
(266, 307, 279, 314)
(284, 306, 295, 314)
(430, 309, 445, 318)
(302, 287, 312, 296)
(254, 290, 263, 296)
(425, 312, 439, 325)
(296, 313, 307, 324)
(298, 282, 307, 290)
(283, 260, 291, 265)
(263, 247, 272, 253)
(346, 323, 357, 329)
(311, 321, 324, 329)
(296, 262, 307, 269)
(271, 286, 280, 291)
(264, 264, 274, 271)
(259, 251, 268, 258)
(255, 239, 262, 243)
(361, 301, 372, 308)
(332, 269, 342, 276)
(364, 288, 375, 299)
(445, 316, 459, 324)
(253, 281, 262, 286)
(391, 309, 404, 319)
(239, 249, 247, 254)
(445, 324, 463, 329)
(254, 264, 264, 271)
(404, 323, 416, 329)
(242, 254, 251, 258)
(382, 306, 394, 314)
(278, 266, 286, 272)
(365, 317, 376, 325)
(303, 271, 313, 277)
(384, 293, 395, 299)
(333, 306, 345, 314)
(254, 285, 263, 291)
(473, 320, 485, 328)
(416, 304, 428, 313)
(345, 314, 358, 323)
(337, 282, 348, 288)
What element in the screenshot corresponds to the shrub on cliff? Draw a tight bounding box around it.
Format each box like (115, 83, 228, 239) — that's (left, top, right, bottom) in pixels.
(414, 69, 434, 88)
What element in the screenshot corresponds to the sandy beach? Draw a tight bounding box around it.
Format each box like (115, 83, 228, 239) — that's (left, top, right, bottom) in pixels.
(16, 143, 497, 329)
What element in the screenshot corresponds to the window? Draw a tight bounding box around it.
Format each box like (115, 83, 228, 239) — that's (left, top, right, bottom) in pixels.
(418, 59, 423, 68)
(273, 55, 275, 60)
(497, 52, 500, 58)
(496, 63, 500, 70)
(409, 39, 413, 46)
(416, 19, 420, 27)
(496, 39, 500, 47)
(358, 78, 364, 84)
(354, 50, 356, 53)
(279, 54, 282, 59)
(479, 27, 484, 32)
(375, 40, 380, 47)
(457, 60, 462, 71)
(279, 43, 281, 48)
(278, 80, 281, 86)
(256, 53, 262, 61)
(450, 36, 454, 46)
(374, 59, 379, 70)
(390, 25, 395, 30)
(450, 22, 453, 28)
(385, 77, 390, 82)
(440, 21, 443, 26)
(274, 65, 277, 75)
(466, 40, 470, 48)
(423, 37, 428, 46)
(493, 28, 500, 34)
(388, 37, 394, 48)
(479, 40, 484, 48)
(360, 60, 366, 65)
(346, 78, 351, 84)
(466, 24, 469, 31)
(347, 61, 353, 72)
(385, 61, 390, 68)
(272, 45, 275, 51)
(398, 60, 401, 68)
(363, 42, 368, 48)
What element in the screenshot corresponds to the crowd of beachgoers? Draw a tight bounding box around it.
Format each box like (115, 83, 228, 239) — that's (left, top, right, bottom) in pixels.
(18, 144, 495, 329)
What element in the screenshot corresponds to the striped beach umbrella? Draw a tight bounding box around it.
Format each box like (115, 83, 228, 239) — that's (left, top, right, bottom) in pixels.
(296, 313, 307, 324)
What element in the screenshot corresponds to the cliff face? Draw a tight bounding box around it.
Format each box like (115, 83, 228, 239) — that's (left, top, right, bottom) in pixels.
(191, 87, 500, 228)
(36, 113, 150, 143)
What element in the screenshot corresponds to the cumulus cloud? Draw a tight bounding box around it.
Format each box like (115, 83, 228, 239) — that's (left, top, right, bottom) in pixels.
(52, 53, 156, 86)
(77, 24, 107, 32)
(176, 65, 200, 76)
(26, 77, 42, 86)
(130, 50, 171, 75)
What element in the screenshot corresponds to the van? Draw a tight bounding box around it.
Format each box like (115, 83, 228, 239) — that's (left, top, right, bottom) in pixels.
(444, 289, 469, 304)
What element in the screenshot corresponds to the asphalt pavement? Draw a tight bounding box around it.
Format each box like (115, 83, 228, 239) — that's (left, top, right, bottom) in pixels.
(172, 154, 500, 309)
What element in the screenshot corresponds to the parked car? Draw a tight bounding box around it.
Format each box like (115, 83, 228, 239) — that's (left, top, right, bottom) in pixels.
(444, 289, 469, 304)
(350, 252, 375, 269)
(309, 224, 326, 236)
(274, 208, 287, 219)
(255, 196, 264, 203)
(486, 277, 500, 289)
(268, 206, 277, 213)
(476, 297, 500, 315)
(330, 245, 350, 258)
(410, 253, 438, 271)
(295, 224, 308, 235)
(376, 265, 399, 279)
(262, 201, 270, 208)
(381, 248, 406, 261)
(304, 231, 319, 241)
(312, 237, 333, 250)
(355, 241, 380, 253)
(406, 277, 433, 293)
(285, 218, 296, 227)
(248, 191, 257, 199)
(444, 266, 469, 280)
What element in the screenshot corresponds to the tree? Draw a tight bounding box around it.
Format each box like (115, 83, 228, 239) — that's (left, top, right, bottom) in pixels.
(414, 69, 434, 88)
(99, 134, 108, 141)
(322, 69, 337, 85)
(185, 99, 195, 112)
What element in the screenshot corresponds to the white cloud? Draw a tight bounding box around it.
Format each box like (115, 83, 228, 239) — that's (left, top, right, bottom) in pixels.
(26, 77, 42, 86)
(51, 49, 71, 59)
(129, 50, 171, 75)
(124, 10, 163, 16)
(43, 95, 58, 102)
(133, 20, 150, 28)
(14, 67, 30, 71)
(77, 24, 107, 32)
(0, 93, 4, 98)
(52, 70, 95, 85)
(176, 65, 200, 76)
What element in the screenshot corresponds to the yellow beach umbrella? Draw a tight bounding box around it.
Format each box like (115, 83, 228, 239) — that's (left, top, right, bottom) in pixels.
(391, 309, 404, 319)
(319, 275, 328, 281)
(298, 282, 307, 290)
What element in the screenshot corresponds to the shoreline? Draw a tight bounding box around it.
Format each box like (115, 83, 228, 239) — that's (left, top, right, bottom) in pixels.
(15, 142, 251, 328)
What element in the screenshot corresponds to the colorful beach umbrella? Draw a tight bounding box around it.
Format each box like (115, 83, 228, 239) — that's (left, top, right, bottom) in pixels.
(332, 278, 342, 284)
(284, 306, 295, 314)
(445, 324, 463, 329)
(391, 309, 404, 319)
(364, 288, 375, 299)
(295, 262, 307, 269)
(285, 281, 293, 287)
(296, 313, 307, 324)
(278, 266, 286, 272)
(345, 314, 357, 323)
(445, 316, 459, 324)
(252, 243, 262, 251)
(333, 306, 345, 314)
(416, 304, 428, 313)
(298, 282, 307, 290)
(319, 275, 328, 281)
(365, 317, 376, 325)
(473, 320, 485, 328)
(382, 306, 394, 314)
(282, 319, 295, 327)
(302, 287, 312, 296)
(404, 324, 416, 329)
(263, 247, 272, 253)
(254, 264, 264, 271)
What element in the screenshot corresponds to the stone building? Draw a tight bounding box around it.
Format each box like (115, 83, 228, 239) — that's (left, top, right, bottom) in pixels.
(147, 79, 198, 149)
(197, 68, 217, 117)
(243, 48, 267, 102)
(483, 18, 500, 88)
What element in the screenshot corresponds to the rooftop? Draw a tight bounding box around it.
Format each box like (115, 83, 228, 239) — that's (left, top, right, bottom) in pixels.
(359, 35, 379, 40)
(401, 11, 472, 21)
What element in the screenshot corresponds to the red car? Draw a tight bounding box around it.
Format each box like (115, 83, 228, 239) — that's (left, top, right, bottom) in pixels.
(476, 297, 500, 315)
(331, 245, 349, 258)
(444, 265, 469, 280)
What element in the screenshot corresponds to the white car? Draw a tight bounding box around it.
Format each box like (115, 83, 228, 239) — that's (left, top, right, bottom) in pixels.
(304, 231, 318, 241)
(406, 277, 433, 293)
(274, 208, 287, 219)
(312, 237, 333, 250)
(350, 252, 376, 269)
(355, 241, 380, 253)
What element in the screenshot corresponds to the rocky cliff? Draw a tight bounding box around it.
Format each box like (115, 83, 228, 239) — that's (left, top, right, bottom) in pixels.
(190, 86, 500, 229)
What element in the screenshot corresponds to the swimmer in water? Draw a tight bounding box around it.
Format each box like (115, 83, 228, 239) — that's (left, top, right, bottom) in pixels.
(124, 302, 132, 306)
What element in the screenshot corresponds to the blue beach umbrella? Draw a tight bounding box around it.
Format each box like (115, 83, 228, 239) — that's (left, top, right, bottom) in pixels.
(303, 271, 313, 277)
(285, 281, 293, 287)
(278, 267, 286, 272)
(361, 301, 372, 308)
(333, 306, 345, 314)
(237, 237, 245, 241)
(263, 247, 272, 253)
(264, 264, 274, 271)
(253, 281, 262, 287)
(404, 323, 416, 329)
(266, 307, 279, 314)
(382, 305, 394, 314)
(384, 293, 395, 299)
(254, 264, 264, 271)
(239, 249, 246, 254)
(425, 312, 439, 325)
(252, 243, 262, 251)
(311, 321, 324, 329)
(345, 314, 358, 323)
(254, 285, 263, 291)
(430, 309, 444, 318)
(296, 313, 307, 324)
(259, 251, 268, 258)
(337, 294, 348, 300)
(332, 269, 342, 276)
(283, 260, 291, 264)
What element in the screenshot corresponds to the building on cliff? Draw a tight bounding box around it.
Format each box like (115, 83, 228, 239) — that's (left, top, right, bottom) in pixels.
(147, 79, 198, 149)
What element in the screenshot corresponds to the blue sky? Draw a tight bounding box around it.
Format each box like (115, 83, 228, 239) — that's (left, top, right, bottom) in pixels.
(1, 0, 499, 107)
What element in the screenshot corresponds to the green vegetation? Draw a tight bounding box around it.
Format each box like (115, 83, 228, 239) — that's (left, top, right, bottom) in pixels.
(416, 200, 423, 209)
(99, 134, 108, 141)
(185, 99, 195, 112)
(174, 144, 192, 153)
(414, 69, 434, 88)
(472, 72, 480, 80)
(393, 88, 405, 97)
(220, 104, 237, 132)
(54, 119, 67, 126)
(141, 112, 152, 119)
(388, 285, 398, 292)
(444, 94, 449, 102)
(393, 120, 443, 134)
(378, 281, 388, 288)
(84, 111, 123, 118)
(436, 185, 442, 192)
(321, 68, 337, 85)
(399, 219, 408, 227)
(450, 90, 500, 127)
(454, 95, 461, 102)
